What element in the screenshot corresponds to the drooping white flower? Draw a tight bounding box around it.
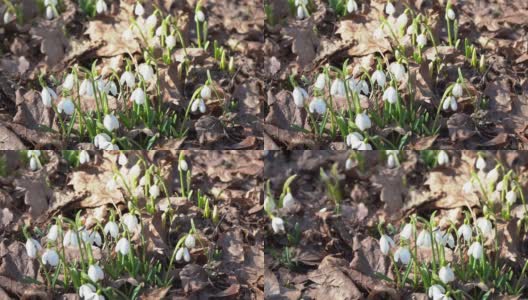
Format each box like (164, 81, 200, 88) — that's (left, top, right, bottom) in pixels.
(131, 88, 146, 105)
(271, 217, 285, 233)
(42, 249, 60, 266)
(88, 264, 104, 282)
(345, 158, 353, 170)
(314, 73, 326, 90)
(103, 114, 119, 132)
(80, 79, 94, 97)
(447, 8, 456, 21)
(41, 87, 58, 108)
(416, 33, 427, 48)
(371, 70, 386, 87)
(400, 223, 414, 240)
(383, 86, 398, 104)
(116, 238, 131, 255)
(46, 6, 55, 20)
(57, 98, 75, 115)
(357, 141, 373, 150)
(63, 230, 79, 247)
(486, 168, 499, 184)
(468, 242, 483, 259)
(185, 234, 196, 249)
(105, 81, 118, 96)
(393, 247, 411, 264)
(79, 150, 90, 164)
(296, 6, 305, 20)
(506, 190, 517, 205)
(330, 79, 346, 97)
(438, 265, 455, 284)
(282, 192, 295, 209)
(387, 153, 397, 168)
(179, 159, 188, 171)
(347, 0, 358, 13)
(149, 184, 160, 198)
(79, 283, 97, 299)
(191, 98, 206, 114)
(47, 225, 59, 241)
(442, 95, 458, 111)
(120, 71, 136, 88)
(129, 164, 141, 178)
(145, 13, 158, 29)
(357, 80, 370, 95)
(435, 231, 455, 248)
(200, 85, 212, 99)
(389, 62, 406, 81)
(417, 230, 432, 248)
(166, 35, 177, 49)
(379, 234, 395, 255)
(103, 221, 119, 239)
(457, 224, 472, 242)
(63, 74, 75, 91)
(118, 153, 128, 166)
(138, 63, 154, 81)
(26, 238, 41, 258)
(29, 157, 39, 171)
(437, 150, 449, 165)
(134, 2, 145, 16)
(176, 247, 191, 262)
(428, 285, 446, 299)
(122, 213, 139, 232)
(94, 133, 112, 149)
(396, 13, 408, 28)
(476, 156, 486, 171)
(355, 111, 371, 131)
(3, 10, 15, 24)
(346, 132, 364, 149)
(452, 83, 463, 97)
(90, 231, 102, 247)
(96, 0, 107, 14)
(293, 86, 309, 108)
(309, 98, 326, 115)
(195, 10, 205, 22)
(385, 2, 395, 15)
(476, 217, 493, 237)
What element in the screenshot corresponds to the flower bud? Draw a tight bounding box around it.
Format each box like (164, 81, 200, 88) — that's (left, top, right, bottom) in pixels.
(26, 238, 41, 258)
(452, 83, 463, 97)
(379, 234, 394, 255)
(185, 234, 196, 249)
(271, 217, 285, 233)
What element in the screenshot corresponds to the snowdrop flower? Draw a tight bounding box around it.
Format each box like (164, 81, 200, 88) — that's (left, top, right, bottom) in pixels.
(417, 230, 432, 248)
(138, 63, 154, 81)
(355, 111, 371, 131)
(496, 181, 506, 191)
(103, 221, 119, 239)
(90, 231, 102, 247)
(385, 2, 395, 15)
(79, 150, 90, 164)
(346, 132, 364, 149)
(131, 88, 146, 105)
(393, 247, 411, 264)
(41, 87, 58, 108)
(296, 6, 306, 20)
(330, 79, 346, 97)
(3, 10, 15, 23)
(271, 217, 285, 233)
(63, 230, 79, 247)
(105, 81, 118, 96)
(47, 225, 59, 241)
(42, 249, 59, 266)
(129, 164, 141, 179)
(292, 86, 309, 108)
(347, 0, 358, 13)
(80, 79, 94, 97)
(396, 13, 408, 29)
(120, 71, 135, 88)
(116, 238, 130, 255)
(46, 6, 54, 19)
(486, 168, 499, 184)
(185, 234, 196, 249)
(134, 2, 145, 16)
(389, 62, 406, 81)
(149, 184, 160, 198)
(428, 285, 446, 299)
(166, 35, 177, 49)
(309, 98, 326, 115)
(476, 156, 486, 171)
(357, 80, 369, 95)
(45, 0, 58, 6)
(179, 159, 188, 171)
(29, 157, 39, 171)
(88, 264, 104, 282)
(439, 265, 455, 284)
(476, 217, 493, 237)
(387, 153, 398, 168)
(264, 196, 276, 212)
(345, 158, 353, 170)
(457, 224, 472, 242)
(118, 153, 128, 166)
(176, 247, 191, 262)
(79, 284, 97, 299)
(26, 238, 41, 258)
(282, 192, 295, 209)
(468, 241, 483, 259)
(146, 13, 158, 29)
(447, 8, 456, 20)
(63, 74, 75, 91)
(371, 70, 386, 87)
(506, 190, 517, 205)
(382, 86, 398, 104)
(463, 180, 473, 194)
(57, 98, 75, 115)
(442, 96, 458, 111)
(191, 98, 206, 114)
(94, 133, 112, 149)
(96, 0, 107, 14)
(437, 150, 449, 165)
(416, 33, 427, 48)
(195, 10, 205, 22)
(314, 73, 326, 90)
(123, 214, 139, 232)
(379, 234, 394, 255)
(201, 85, 212, 99)
(103, 114, 119, 132)
(435, 231, 455, 248)
(357, 140, 372, 150)
(452, 83, 463, 97)
(400, 223, 414, 240)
